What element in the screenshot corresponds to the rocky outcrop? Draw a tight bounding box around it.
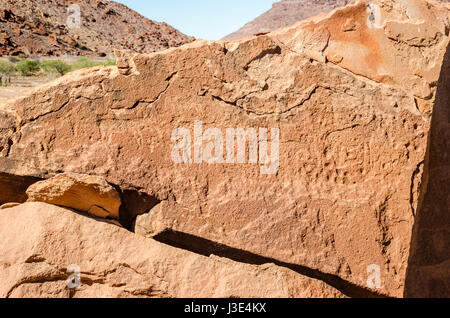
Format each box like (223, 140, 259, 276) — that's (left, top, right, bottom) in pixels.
(0, 202, 20, 209)
(223, 0, 351, 40)
(0, 0, 194, 57)
(0, 202, 345, 298)
(26, 173, 121, 218)
(0, 0, 449, 298)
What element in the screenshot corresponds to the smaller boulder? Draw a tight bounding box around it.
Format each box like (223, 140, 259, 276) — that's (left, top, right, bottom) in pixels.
(26, 173, 121, 219)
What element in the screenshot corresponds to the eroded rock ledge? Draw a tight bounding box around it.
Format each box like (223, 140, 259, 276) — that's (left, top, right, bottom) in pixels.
(0, 0, 449, 297)
(0, 202, 346, 298)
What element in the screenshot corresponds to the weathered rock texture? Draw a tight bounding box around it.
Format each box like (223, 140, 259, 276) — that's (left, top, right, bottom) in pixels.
(134, 202, 167, 238)
(223, 0, 351, 40)
(0, 172, 40, 204)
(0, 0, 194, 57)
(26, 173, 121, 218)
(0, 0, 449, 298)
(0, 202, 345, 298)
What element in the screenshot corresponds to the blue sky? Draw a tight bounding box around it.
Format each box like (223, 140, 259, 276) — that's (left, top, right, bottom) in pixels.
(115, 0, 275, 40)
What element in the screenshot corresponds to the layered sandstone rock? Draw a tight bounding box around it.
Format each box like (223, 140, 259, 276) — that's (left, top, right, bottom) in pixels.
(0, 202, 345, 298)
(26, 173, 121, 218)
(0, 0, 448, 297)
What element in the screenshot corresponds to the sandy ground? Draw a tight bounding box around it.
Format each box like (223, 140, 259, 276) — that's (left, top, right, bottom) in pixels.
(0, 86, 32, 107)
(0, 56, 111, 107)
(0, 75, 53, 107)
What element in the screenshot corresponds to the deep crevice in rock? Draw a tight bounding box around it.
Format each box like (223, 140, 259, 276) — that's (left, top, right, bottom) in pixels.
(405, 42, 450, 298)
(153, 229, 390, 298)
(0, 172, 42, 205)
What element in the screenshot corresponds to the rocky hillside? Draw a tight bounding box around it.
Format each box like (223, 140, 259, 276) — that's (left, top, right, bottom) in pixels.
(223, 0, 450, 40)
(223, 0, 351, 40)
(0, 0, 449, 298)
(0, 0, 194, 57)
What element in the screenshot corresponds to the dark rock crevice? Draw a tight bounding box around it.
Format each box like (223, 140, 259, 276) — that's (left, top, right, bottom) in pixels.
(0, 170, 160, 231)
(114, 186, 161, 230)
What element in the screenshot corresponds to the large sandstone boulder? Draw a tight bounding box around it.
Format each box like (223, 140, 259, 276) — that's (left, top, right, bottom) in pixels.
(0, 172, 40, 205)
(26, 173, 121, 219)
(0, 0, 448, 297)
(0, 202, 345, 298)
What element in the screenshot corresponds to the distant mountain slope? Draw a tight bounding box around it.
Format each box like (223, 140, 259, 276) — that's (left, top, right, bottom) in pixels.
(222, 0, 449, 40)
(223, 0, 351, 40)
(0, 0, 194, 57)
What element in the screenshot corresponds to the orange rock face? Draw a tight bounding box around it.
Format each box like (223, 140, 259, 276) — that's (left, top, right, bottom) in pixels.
(223, 0, 352, 40)
(0, 0, 448, 298)
(26, 173, 121, 218)
(0, 0, 194, 57)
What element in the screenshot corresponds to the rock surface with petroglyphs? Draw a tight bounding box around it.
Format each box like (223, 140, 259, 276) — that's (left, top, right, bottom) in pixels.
(0, 0, 449, 298)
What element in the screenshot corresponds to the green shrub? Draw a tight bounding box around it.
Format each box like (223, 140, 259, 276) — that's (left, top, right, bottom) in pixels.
(70, 57, 116, 71)
(0, 61, 16, 84)
(75, 43, 89, 51)
(41, 60, 71, 76)
(16, 60, 40, 76)
(5, 57, 117, 79)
